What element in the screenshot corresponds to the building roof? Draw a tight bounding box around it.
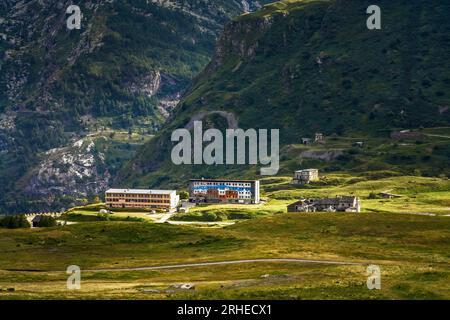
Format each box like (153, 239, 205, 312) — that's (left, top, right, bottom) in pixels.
(105, 189, 176, 195)
(289, 196, 357, 207)
(32, 215, 43, 222)
(295, 169, 318, 173)
(287, 200, 306, 207)
(189, 179, 259, 183)
(311, 196, 356, 206)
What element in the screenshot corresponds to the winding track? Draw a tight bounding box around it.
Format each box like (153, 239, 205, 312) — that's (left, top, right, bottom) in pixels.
(3, 259, 363, 273)
(84, 258, 362, 273)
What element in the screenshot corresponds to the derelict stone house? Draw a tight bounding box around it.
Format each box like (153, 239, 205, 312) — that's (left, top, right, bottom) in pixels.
(315, 133, 324, 143)
(287, 196, 361, 213)
(32, 215, 42, 228)
(291, 169, 319, 184)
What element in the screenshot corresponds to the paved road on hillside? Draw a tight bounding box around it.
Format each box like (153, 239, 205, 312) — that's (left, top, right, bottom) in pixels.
(84, 258, 361, 273)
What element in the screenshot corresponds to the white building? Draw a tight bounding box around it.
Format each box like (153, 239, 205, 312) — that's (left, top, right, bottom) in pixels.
(105, 189, 179, 210)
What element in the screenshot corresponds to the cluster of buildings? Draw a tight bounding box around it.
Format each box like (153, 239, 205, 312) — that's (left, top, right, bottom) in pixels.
(105, 170, 361, 213)
(301, 133, 325, 145)
(287, 196, 361, 213)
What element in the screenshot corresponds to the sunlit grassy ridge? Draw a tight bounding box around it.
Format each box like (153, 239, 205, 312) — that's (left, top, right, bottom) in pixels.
(1, 172, 450, 299)
(119, 0, 450, 188)
(1, 208, 450, 299)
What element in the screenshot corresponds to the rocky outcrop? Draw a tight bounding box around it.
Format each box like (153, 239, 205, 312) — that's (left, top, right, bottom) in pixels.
(0, 0, 277, 213)
(127, 70, 162, 98)
(300, 150, 344, 162)
(24, 138, 110, 200)
(206, 15, 274, 74)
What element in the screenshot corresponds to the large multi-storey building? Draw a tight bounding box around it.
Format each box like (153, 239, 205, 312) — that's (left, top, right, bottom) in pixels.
(189, 179, 260, 204)
(105, 189, 179, 210)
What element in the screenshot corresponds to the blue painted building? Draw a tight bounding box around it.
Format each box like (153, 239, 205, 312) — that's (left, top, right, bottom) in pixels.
(189, 179, 260, 204)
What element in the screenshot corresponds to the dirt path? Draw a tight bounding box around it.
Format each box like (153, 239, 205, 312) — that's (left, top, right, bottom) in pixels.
(3, 258, 362, 273)
(155, 209, 177, 224)
(84, 258, 362, 272)
(167, 221, 235, 226)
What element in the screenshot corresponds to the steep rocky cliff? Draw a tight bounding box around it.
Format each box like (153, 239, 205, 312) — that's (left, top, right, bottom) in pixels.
(0, 0, 271, 213)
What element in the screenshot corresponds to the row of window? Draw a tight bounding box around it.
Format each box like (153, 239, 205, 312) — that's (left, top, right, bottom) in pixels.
(110, 204, 170, 208)
(106, 197, 170, 201)
(106, 193, 170, 198)
(193, 182, 252, 187)
(107, 199, 171, 204)
(192, 192, 253, 200)
(193, 190, 252, 195)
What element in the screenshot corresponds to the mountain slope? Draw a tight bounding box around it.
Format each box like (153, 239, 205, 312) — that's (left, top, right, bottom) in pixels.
(0, 0, 272, 213)
(118, 0, 450, 188)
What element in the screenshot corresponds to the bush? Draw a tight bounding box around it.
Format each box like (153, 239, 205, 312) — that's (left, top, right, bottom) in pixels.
(175, 212, 222, 222)
(179, 191, 189, 200)
(97, 212, 110, 221)
(368, 192, 379, 199)
(36, 216, 57, 227)
(0, 215, 31, 229)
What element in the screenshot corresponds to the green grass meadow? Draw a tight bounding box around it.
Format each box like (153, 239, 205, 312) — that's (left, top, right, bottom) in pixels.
(1, 184, 449, 299)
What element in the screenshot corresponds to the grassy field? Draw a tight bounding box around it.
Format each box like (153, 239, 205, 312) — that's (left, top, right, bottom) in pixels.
(171, 174, 450, 223)
(0, 181, 449, 299)
(0, 172, 449, 299)
(63, 173, 449, 224)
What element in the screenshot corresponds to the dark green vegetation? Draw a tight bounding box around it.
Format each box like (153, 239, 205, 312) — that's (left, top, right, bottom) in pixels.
(0, 212, 449, 299)
(174, 208, 274, 222)
(118, 0, 450, 188)
(0, 0, 272, 213)
(0, 215, 30, 229)
(121, 125, 450, 190)
(34, 216, 57, 228)
(1, 172, 449, 299)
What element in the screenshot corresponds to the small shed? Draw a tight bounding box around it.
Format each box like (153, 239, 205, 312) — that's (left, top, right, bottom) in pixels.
(32, 216, 42, 228)
(380, 192, 402, 199)
(315, 133, 325, 143)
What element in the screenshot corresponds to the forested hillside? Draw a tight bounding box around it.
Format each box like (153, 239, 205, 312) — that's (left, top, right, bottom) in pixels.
(0, 0, 270, 213)
(118, 0, 450, 188)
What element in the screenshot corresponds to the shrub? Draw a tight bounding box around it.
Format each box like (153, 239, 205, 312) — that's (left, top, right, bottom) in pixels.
(204, 212, 219, 221)
(36, 216, 57, 228)
(368, 192, 379, 199)
(97, 212, 110, 221)
(0, 215, 31, 229)
(179, 191, 189, 200)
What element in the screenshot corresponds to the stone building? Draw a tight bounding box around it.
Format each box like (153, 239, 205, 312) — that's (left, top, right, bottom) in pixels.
(291, 169, 319, 184)
(288, 196, 361, 213)
(301, 138, 312, 145)
(315, 132, 325, 143)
